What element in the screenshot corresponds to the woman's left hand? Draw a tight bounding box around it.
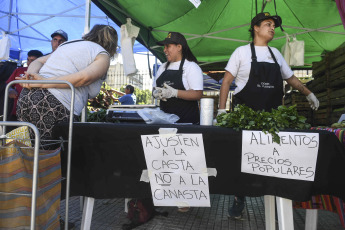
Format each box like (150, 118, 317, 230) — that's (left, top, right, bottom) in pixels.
(161, 83, 178, 99)
(15, 73, 43, 89)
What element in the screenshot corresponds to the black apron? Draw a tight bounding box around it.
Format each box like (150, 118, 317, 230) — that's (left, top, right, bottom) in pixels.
(233, 43, 283, 111)
(156, 58, 200, 124)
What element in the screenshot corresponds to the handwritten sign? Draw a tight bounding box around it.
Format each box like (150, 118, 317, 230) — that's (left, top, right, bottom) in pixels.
(141, 133, 210, 207)
(241, 131, 319, 181)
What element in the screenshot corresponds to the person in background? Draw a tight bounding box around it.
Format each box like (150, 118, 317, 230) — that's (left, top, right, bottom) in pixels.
(218, 12, 319, 220)
(118, 85, 136, 105)
(16, 25, 117, 146)
(6, 50, 43, 121)
(50, 29, 68, 52)
(153, 32, 203, 124)
(0, 61, 17, 119)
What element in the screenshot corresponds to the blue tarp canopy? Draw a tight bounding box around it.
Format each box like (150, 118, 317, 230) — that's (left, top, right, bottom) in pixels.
(0, 0, 147, 61)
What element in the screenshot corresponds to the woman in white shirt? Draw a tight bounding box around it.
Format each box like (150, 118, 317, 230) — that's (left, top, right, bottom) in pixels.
(16, 25, 118, 146)
(218, 12, 319, 220)
(153, 32, 203, 124)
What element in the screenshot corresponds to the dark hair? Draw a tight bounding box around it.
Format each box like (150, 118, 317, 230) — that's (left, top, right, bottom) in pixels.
(166, 42, 198, 68)
(126, 85, 134, 94)
(27, 50, 43, 58)
(83, 24, 118, 57)
(249, 20, 264, 40)
(182, 45, 198, 63)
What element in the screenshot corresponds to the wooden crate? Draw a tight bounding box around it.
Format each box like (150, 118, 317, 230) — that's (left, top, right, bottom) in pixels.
(307, 74, 328, 93)
(315, 90, 329, 108)
(284, 92, 308, 106)
(313, 118, 328, 126)
(329, 88, 345, 106)
(284, 91, 313, 124)
(312, 59, 327, 79)
(330, 107, 345, 124)
(328, 46, 345, 70)
(329, 64, 345, 88)
(309, 45, 345, 126)
(313, 107, 331, 126)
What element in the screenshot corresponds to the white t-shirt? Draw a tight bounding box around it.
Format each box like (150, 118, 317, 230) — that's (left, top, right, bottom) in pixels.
(39, 40, 109, 115)
(153, 59, 203, 90)
(225, 44, 294, 94)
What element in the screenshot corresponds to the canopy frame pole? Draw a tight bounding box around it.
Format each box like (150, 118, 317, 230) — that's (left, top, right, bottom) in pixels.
(84, 0, 91, 35)
(5, 12, 51, 40)
(7, 0, 13, 32)
(2, 12, 107, 19)
(9, 34, 50, 42)
(10, 4, 85, 34)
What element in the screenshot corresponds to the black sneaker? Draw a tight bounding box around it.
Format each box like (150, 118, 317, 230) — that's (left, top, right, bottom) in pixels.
(228, 196, 245, 220)
(60, 218, 75, 230)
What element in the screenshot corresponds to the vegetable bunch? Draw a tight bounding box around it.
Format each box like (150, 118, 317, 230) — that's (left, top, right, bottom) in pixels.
(215, 104, 311, 143)
(87, 109, 108, 122)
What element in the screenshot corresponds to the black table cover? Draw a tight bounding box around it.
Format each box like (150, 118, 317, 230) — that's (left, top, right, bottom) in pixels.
(52, 122, 345, 201)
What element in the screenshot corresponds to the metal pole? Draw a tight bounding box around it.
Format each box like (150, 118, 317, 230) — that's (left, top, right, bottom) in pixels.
(7, 0, 13, 32)
(84, 0, 91, 35)
(3, 80, 75, 230)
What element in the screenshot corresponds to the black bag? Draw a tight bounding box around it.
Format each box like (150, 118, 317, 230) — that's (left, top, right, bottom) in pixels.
(122, 198, 168, 230)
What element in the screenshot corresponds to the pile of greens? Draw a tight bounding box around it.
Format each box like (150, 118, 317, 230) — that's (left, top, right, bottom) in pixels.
(87, 109, 108, 122)
(215, 104, 311, 143)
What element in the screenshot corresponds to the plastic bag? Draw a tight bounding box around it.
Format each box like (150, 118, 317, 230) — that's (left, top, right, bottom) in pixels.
(281, 33, 291, 65)
(0, 31, 11, 60)
(281, 33, 305, 67)
(137, 108, 180, 124)
(289, 35, 305, 66)
(121, 18, 140, 77)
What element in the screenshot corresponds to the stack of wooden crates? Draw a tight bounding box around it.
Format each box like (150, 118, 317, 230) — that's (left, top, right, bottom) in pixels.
(284, 89, 313, 124)
(307, 45, 345, 126)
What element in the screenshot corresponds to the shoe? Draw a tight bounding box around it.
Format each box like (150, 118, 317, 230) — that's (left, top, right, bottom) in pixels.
(228, 196, 245, 219)
(60, 218, 75, 230)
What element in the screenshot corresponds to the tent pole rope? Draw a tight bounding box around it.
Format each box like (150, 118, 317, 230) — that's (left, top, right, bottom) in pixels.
(273, 0, 285, 32)
(261, 0, 266, 13)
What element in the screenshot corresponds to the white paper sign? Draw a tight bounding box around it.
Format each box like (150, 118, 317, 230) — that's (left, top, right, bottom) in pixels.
(150, 172, 209, 207)
(241, 131, 319, 181)
(141, 133, 210, 207)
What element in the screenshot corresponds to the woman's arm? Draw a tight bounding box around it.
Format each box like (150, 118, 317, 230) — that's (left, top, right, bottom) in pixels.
(177, 89, 203, 101)
(219, 71, 235, 109)
(26, 54, 51, 74)
(19, 54, 110, 89)
(285, 75, 319, 110)
(285, 75, 311, 96)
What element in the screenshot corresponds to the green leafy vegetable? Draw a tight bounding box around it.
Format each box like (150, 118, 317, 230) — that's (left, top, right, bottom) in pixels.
(215, 104, 311, 144)
(87, 109, 108, 122)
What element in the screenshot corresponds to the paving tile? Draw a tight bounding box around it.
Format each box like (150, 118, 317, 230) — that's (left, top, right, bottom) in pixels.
(59, 195, 344, 230)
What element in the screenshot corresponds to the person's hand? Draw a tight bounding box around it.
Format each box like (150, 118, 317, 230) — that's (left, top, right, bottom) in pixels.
(8, 88, 18, 98)
(153, 87, 163, 99)
(152, 87, 167, 101)
(217, 109, 227, 116)
(160, 83, 178, 99)
(16, 73, 43, 89)
(306, 93, 319, 110)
